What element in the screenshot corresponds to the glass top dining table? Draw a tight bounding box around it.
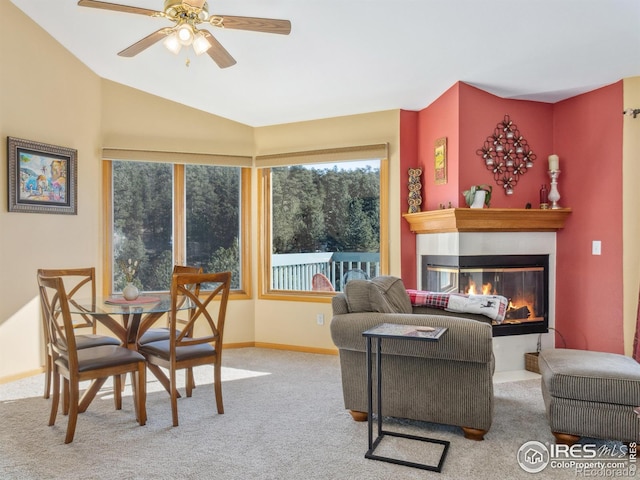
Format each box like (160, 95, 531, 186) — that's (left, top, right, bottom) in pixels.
(65, 293, 191, 410)
(67, 294, 190, 345)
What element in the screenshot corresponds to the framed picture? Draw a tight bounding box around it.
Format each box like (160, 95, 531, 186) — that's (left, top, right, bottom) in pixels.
(7, 137, 77, 215)
(434, 137, 447, 184)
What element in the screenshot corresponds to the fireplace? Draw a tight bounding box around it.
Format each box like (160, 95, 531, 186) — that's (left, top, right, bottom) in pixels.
(405, 208, 570, 373)
(422, 254, 549, 337)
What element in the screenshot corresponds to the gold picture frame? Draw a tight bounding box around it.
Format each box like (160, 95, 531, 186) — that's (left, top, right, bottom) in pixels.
(434, 137, 447, 184)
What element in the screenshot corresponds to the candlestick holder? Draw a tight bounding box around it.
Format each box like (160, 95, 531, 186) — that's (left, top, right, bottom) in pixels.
(548, 170, 561, 209)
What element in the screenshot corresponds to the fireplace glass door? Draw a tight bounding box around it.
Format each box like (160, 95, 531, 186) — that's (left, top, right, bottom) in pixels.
(422, 255, 549, 336)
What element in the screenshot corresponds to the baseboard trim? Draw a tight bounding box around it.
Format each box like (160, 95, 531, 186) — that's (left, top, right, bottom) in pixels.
(224, 342, 256, 349)
(253, 342, 338, 356)
(1, 343, 338, 384)
(0, 368, 44, 385)
(493, 370, 541, 383)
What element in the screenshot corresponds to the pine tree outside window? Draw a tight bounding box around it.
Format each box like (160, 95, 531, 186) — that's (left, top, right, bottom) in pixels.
(105, 156, 250, 296)
(258, 144, 389, 298)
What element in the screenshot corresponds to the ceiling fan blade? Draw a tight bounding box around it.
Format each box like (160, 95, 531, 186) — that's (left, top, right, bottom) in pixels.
(210, 15, 291, 35)
(201, 31, 237, 69)
(118, 28, 173, 57)
(77, 0, 160, 16)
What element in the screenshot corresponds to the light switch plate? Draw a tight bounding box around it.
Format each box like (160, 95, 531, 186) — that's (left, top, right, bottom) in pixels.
(592, 240, 601, 255)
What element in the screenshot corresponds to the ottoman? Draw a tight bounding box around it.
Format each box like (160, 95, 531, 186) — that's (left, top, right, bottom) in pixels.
(538, 348, 640, 444)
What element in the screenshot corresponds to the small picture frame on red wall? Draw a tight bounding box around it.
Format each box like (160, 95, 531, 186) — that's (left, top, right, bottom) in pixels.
(434, 137, 447, 185)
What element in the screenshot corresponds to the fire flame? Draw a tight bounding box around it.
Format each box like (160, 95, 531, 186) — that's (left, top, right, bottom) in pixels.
(465, 279, 538, 321)
(466, 280, 494, 295)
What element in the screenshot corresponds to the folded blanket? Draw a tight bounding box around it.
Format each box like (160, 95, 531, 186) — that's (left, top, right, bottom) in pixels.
(406, 289, 508, 323)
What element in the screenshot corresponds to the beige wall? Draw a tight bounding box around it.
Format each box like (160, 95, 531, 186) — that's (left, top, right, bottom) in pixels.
(623, 77, 640, 355)
(1, 2, 103, 379)
(100, 80, 257, 348)
(4, 1, 635, 380)
(101, 81, 255, 157)
(0, 2, 403, 380)
(98, 84, 405, 355)
(253, 112, 402, 352)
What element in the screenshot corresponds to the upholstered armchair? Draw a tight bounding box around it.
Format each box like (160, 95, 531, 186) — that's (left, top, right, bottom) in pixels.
(330, 276, 495, 440)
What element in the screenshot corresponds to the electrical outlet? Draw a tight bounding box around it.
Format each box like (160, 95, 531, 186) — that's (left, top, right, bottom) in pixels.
(316, 313, 324, 326)
(592, 240, 601, 255)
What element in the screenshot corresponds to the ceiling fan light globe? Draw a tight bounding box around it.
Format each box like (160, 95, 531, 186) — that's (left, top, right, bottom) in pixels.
(163, 33, 182, 54)
(192, 33, 211, 55)
(177, 24, 194, 45)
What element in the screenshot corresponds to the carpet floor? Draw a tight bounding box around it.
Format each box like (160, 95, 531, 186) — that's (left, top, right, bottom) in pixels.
(0, 348, 630, 479)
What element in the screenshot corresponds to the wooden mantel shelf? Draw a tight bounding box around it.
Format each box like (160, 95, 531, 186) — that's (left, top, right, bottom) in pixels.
(402, 208, 572, 234)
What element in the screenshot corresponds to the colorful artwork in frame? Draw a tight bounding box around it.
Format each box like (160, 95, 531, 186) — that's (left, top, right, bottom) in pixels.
(7, 137, 77, 215)
(434, 137, 447, 185)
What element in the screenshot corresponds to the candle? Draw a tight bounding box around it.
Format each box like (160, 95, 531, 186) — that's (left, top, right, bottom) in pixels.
(548, 154, 559, 171)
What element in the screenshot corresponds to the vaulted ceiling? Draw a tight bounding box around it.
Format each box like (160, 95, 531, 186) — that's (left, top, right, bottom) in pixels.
(10, 0, 640, 127)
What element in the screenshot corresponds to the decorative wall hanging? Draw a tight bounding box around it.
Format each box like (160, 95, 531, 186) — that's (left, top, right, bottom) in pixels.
(475, 115, 536, 195)
(7, 137, 77, 215)
(434, 137, 447, 184)
(407, 168, 423, 213)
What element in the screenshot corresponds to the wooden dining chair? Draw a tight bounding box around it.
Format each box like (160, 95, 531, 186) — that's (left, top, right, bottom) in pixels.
(37, 268, 120, 400)
(37, 273, 147, 444)
(138, 271, 231, 426)
(137, 264, 202, 345)
(138, 265, 203, 392)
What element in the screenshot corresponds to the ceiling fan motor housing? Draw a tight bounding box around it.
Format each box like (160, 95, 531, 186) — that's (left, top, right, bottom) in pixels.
(164, 0, 209, 22)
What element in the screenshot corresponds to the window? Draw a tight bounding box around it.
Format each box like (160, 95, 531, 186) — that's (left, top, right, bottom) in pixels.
(258, 144, 388, 299)
(185, 164, 242, 287)
(105, 158, 250, 296)
(112, 161, 173, 292)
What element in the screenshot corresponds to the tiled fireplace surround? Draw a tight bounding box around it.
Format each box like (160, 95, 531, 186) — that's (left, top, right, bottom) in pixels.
(405, 208, 571, 373)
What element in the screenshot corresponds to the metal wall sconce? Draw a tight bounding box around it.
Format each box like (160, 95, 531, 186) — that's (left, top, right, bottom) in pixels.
(476, 114, 536, 195)
(623, 108, 640, 118)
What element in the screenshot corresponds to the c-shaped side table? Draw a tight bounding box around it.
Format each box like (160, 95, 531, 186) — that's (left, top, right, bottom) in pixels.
(362, 323, 450, 472)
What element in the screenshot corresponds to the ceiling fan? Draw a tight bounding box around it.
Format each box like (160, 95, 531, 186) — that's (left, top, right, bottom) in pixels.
(77, 0, 291, 68)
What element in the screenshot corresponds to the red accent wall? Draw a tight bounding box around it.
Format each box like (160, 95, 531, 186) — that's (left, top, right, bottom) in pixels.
(418, 83, 460, 210)
(399, 80, 625, 354)
(415, 82, 554, 208)
(553, 82, 624, 353)
(458, 83, 553, 208)
(400, 110, 419, 288)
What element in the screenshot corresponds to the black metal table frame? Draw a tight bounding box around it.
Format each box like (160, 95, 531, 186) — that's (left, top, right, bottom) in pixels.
(364, 332, 450, 472)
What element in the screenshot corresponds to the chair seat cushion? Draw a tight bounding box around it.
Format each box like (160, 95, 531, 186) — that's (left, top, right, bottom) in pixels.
(138, 327, 173, 345)
(139, 339, 215, 362)
(538, 348, 640, 406)
(56, 345, 145, 372)
(75, 334, 120, 349)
